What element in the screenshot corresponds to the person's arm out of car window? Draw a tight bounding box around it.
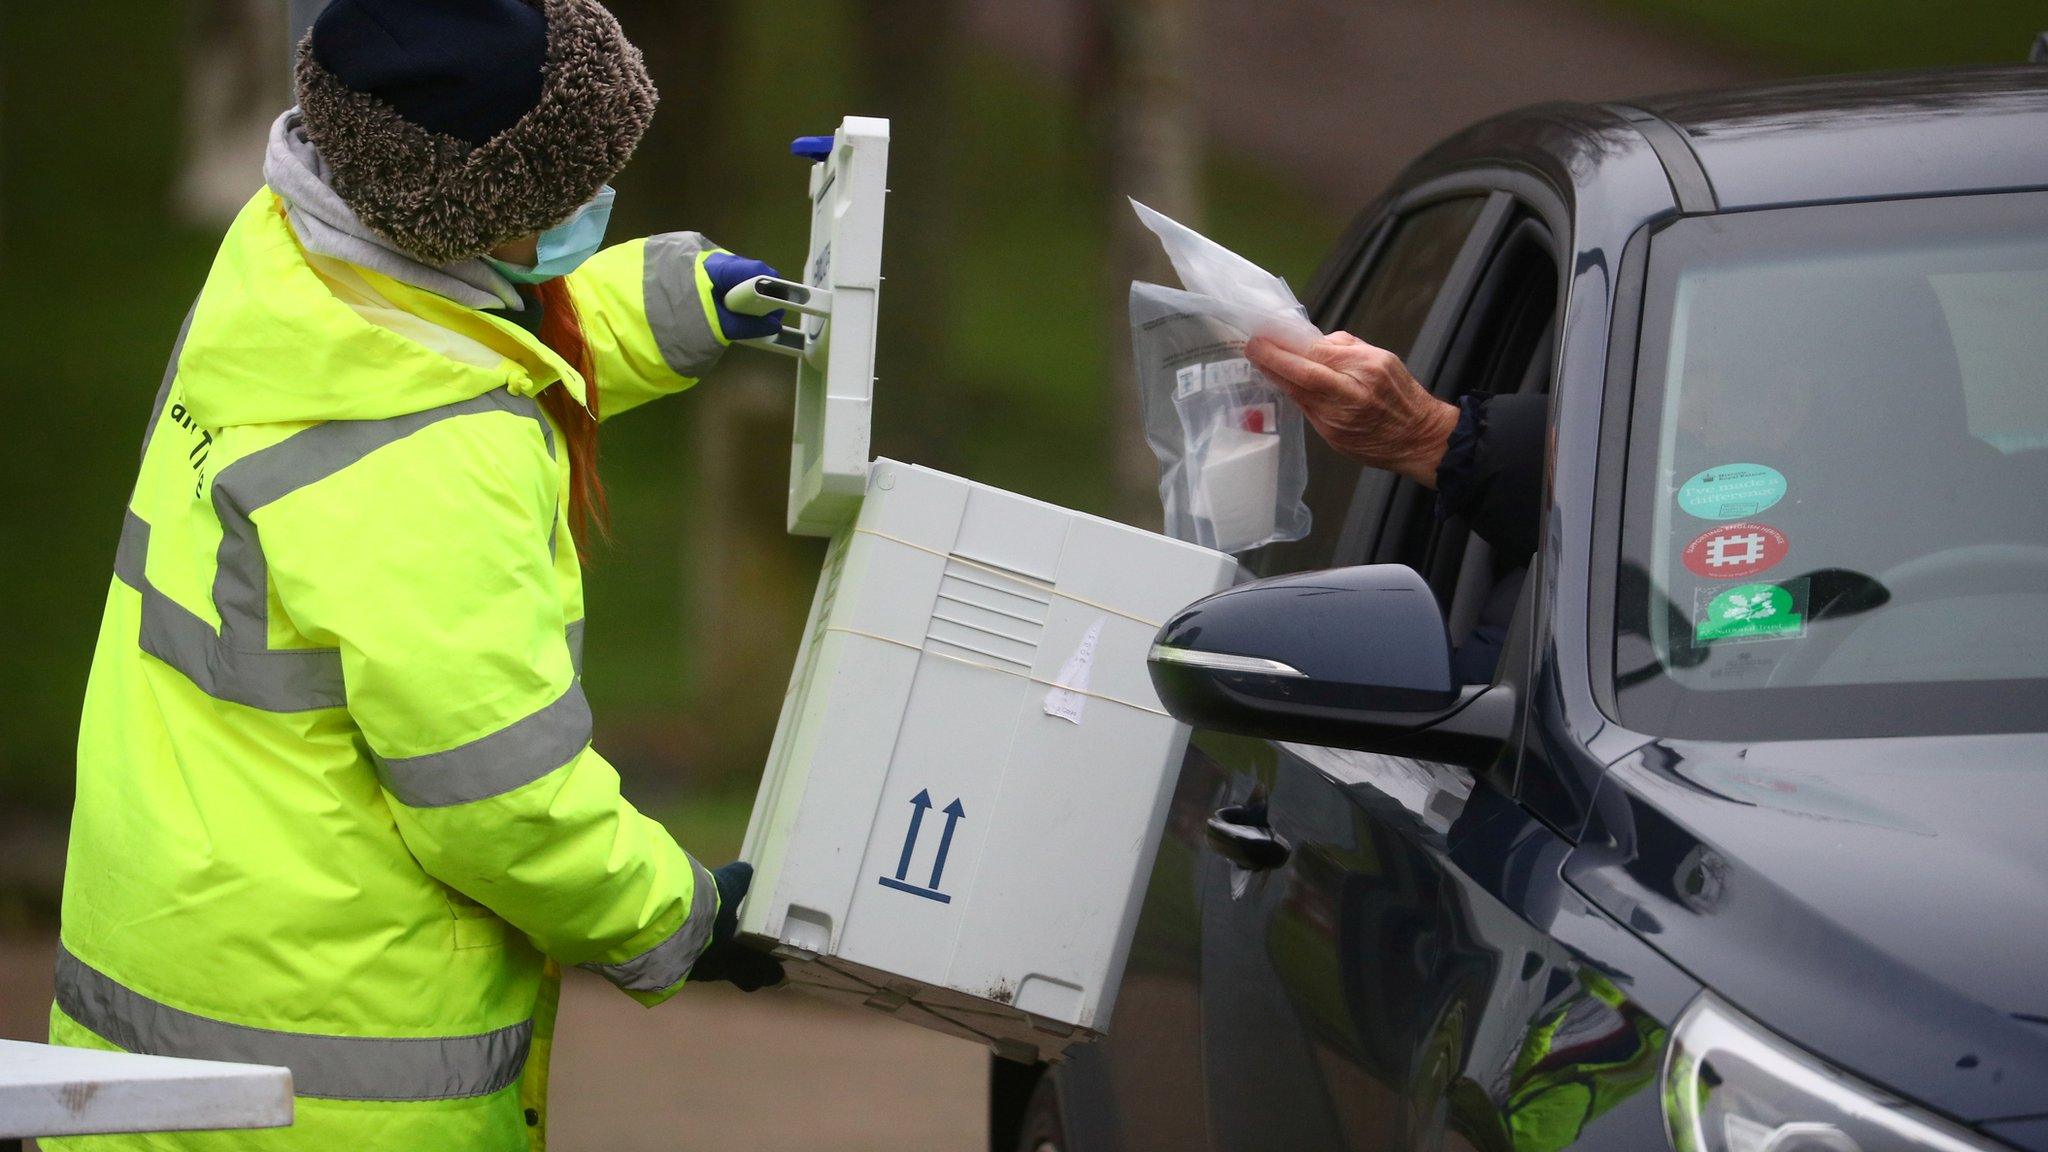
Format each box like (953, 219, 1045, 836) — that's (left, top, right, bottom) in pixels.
(1247, 331, 1547, 558)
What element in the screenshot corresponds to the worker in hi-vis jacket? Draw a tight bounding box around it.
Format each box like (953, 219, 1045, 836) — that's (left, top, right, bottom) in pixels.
(50, 2, 784, 1147)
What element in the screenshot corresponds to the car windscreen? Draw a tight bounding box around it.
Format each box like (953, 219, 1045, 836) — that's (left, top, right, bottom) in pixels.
(1612, 191, 2048, 741)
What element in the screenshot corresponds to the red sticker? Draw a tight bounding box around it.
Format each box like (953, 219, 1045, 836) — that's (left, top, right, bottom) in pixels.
(1683, 522, 1788, 580)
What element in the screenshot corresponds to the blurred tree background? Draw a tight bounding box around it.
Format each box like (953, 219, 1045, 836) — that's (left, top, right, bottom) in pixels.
(2, 0, 2042, 910)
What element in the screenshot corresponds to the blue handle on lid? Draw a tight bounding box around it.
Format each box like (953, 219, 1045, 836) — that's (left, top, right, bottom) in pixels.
(790, 135, 834, 162)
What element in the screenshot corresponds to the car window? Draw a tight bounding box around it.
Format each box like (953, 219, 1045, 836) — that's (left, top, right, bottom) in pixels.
(1249, 196, 1488, 577)
(1343, 198, 1490, 358)
(1372, 216, 1558, 693)
(1377, 217, 1557, 581)
(1613, 190, 2048, 740)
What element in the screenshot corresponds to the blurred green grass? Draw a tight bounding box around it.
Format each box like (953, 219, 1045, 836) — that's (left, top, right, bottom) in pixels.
(1, 1, 220, 810)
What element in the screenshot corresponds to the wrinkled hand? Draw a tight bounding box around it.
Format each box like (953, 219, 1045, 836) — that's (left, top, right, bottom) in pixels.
(688, 861, 786, 992)
(1244, 331, 1460, 488)
(703, 252, 788, 343)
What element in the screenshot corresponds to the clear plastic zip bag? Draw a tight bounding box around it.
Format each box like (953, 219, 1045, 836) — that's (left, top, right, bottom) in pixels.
(1129, 202, 1317, 554)
(1131, 282, 1313, 553)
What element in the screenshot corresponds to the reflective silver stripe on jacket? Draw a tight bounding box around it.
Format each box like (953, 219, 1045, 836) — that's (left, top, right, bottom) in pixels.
(374, 684, 593, 808)
(209, 389, 553, 656)
(580, 855, 719, 993)
(55, 946, 530, 1102)
(117, 509, 586, 716)
(116, 511, 349, 712)
(123, 386, 556, 713)
(566, 618, 586, 678)
(642, 232, 723, 379)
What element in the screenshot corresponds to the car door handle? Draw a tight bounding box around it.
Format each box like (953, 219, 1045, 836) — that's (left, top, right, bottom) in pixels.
(1205, 805, 1291, 870)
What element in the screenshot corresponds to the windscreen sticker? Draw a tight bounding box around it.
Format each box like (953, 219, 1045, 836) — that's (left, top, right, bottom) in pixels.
(1678, 464, 1787, 520)
(1693, 578, 1810, 646)
(1682, 522, 1789, 580)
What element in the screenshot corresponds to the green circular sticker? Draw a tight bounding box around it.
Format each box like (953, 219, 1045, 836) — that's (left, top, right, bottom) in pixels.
(1678, 463, 1786, 520)
(1697, 582, 1802, 644)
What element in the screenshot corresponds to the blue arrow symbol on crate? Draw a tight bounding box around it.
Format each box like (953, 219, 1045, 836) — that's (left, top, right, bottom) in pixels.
(879, 791, 964, 904)
(928, 799, 966, 891)
(892, 789, 933, 882)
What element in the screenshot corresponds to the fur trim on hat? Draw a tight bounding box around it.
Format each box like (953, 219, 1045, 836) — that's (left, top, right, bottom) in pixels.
(295, 0, 656, 265)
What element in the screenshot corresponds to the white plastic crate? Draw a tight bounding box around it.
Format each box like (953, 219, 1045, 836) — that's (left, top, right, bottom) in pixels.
(732, 117, 1239, 1059)
(739, 460, 1236, 1059)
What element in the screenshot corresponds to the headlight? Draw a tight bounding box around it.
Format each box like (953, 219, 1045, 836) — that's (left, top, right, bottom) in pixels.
(1664, 993, 2002, 1152)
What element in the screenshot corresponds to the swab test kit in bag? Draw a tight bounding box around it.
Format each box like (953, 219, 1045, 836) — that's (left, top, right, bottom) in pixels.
(730, 119, 1237, 1062)
(1129, 200, 1318, 555)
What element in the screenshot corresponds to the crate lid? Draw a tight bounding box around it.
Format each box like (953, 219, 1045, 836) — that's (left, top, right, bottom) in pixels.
(0, 1039, 292, 1139)
(767, 116, 890, 536)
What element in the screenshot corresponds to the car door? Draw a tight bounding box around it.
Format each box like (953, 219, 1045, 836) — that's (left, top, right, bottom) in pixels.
(1190, 189, 1514, 1151)
(1191, 189, 1672, 1152)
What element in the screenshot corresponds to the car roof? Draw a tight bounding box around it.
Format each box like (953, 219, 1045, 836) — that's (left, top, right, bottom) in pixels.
(1633, 65, 2048, 209)
(1399, 65, 2048, 225)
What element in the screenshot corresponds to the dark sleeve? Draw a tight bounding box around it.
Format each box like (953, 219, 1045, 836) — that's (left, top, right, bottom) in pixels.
(1434, 392, 1548, 559)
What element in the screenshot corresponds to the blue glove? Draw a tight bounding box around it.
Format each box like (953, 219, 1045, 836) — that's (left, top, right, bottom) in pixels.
(703, 252, 788, 343)
(686, 861, 785, 992)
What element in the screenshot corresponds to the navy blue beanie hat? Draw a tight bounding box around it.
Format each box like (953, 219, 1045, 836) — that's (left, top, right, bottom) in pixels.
(310, 0, 550, 147)
(295, 0, 657, 264)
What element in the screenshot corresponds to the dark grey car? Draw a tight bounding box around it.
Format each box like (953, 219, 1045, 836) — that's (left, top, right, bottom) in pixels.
(991, 64, 2048, 1152)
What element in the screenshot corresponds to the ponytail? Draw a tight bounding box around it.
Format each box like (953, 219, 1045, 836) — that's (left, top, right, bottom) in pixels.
(531, 277, 608, 558)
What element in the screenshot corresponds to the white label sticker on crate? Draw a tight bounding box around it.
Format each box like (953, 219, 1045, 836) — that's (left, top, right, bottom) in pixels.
(1043, 616, 1107, 724)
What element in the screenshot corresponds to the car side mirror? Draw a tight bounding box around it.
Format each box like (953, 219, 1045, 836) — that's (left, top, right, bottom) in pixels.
(1147, 564, 1515, 768)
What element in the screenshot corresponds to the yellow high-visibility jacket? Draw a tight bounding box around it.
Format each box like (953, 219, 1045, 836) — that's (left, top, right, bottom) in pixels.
(49, 190, 736, 1150)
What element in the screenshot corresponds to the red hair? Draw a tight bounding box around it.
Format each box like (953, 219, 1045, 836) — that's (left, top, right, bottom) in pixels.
(531, 278, 608, 557)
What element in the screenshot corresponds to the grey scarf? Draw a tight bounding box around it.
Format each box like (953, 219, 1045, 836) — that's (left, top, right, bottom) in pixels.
(263, 110, 522, 311)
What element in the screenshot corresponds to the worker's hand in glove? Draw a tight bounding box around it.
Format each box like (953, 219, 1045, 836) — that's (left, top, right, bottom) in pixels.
(688, 861, 786, 992)
(703, 253, 789, 343)
(1245, 331, 1461, 488)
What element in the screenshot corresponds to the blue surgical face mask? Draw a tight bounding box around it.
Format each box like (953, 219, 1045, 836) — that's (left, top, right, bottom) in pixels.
(484, 185, 615, 284)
